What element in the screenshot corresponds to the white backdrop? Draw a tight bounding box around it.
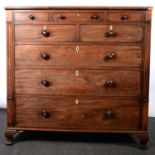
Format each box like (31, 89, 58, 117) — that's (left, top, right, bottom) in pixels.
(0, 0, 155, 116)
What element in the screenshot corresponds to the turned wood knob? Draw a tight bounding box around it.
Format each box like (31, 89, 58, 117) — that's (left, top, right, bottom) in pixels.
(41, 53, 49, 60)
(29, 15, 35, 20)
(105, 30, 117, 37)
(60, 15, 66, 20)
(106, 110, 113, 118)
(41, 79, 50, 87)
(121, 15, 128, 21)
(91, 15, 99, 20)
(41, 30, 50, 37)
(105, 80, 115, 87)
(107, 53, 115, 60)
(42, 110, 49, 118)
(105, 25, 117, 38)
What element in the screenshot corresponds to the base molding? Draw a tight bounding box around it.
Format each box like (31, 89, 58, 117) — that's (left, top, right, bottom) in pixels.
(5, 128, 149, 148)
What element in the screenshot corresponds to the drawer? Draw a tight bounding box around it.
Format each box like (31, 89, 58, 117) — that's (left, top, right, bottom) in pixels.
(15, 12, 49, 22)
(15, 97, 140, 130)
(107, 11, 145, 23)
(15, 25, 76, 42)
(15, 45, 142, 67)
(80, 25, 143, 42)
(15, 69, 141, 96)
(50, 12, 104, 22)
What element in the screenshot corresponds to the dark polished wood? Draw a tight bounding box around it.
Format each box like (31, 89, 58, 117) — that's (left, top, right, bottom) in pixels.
(15, 45, 142, 67)
(15, 12, 48, 22)
(15, 69, 141, 96)
(15, 96, 140, 129)
(5, 6, 152, 148)
(107, 11, 145, 23)
(80, 25, 143, 42)
(50, 12, 104, 22)
(15, 25, 77, 42)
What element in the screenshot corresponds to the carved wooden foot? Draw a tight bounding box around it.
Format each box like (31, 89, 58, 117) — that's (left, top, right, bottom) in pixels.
(136, 133, 149, 149)
(5, 129, 17, 145)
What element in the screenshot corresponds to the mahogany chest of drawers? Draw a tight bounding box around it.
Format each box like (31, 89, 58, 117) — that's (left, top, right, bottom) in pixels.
(5, 6, 152, 148)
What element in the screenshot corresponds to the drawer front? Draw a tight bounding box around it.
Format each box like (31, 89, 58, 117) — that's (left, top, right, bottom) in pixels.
(15, 70, 141, 96)
(15, 25, 76, 42)
(15, 45, 142, 67)
(16, 97, 140, 130)
(107, 11, 145, 23)
(80, 25, 143, 42)
(15, 12, 49, 23)
(51, 12, 104, 22)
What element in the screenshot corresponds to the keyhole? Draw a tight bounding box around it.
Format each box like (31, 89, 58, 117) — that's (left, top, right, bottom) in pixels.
(76, 46, 80, 53)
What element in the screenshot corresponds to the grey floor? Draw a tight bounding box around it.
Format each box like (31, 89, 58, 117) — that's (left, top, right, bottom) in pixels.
(0, 109, 155, 155)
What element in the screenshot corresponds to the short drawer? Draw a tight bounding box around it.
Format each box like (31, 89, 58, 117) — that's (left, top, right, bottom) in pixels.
(15, 96, 140, 130)
(80, 25, 143, 42)
(15, 69, 141, 96)
(107, 11, 145, 23)
(50, 12, 104, 22)
(15, 25, 76, 42)
(15, 45, 142, 67)
(15, 12, 49, 23)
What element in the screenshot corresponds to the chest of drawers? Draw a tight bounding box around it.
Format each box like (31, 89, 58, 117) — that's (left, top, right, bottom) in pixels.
(5, 6, 152, 148)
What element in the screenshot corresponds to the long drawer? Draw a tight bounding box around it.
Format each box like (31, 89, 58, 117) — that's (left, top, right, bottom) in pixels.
(15, 96, 140, 130)
(15, 45, 142, 67)
(15, 69, 141, 96)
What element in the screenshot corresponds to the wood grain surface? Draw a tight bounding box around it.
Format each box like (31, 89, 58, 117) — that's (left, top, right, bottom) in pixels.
(5, 7, 152, 147)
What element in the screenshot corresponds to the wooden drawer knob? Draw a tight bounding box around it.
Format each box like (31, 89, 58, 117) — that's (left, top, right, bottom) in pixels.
(106, 53, 115, 60)
(121, 15, 128, 21)
(42, 110, 50, 118)
(41, 79, 50, 87)
(60, 15, 66, 20)
(91, 15, 99, 20)
(105, 25, 117, 38)
(41, 53, 49, 60)
(29, 15, 35, 20)
(105, 30, 117, 37)
(105, 80, 115, 87)
(41, 30, 50, 37)
(106, 110, 113, 118)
